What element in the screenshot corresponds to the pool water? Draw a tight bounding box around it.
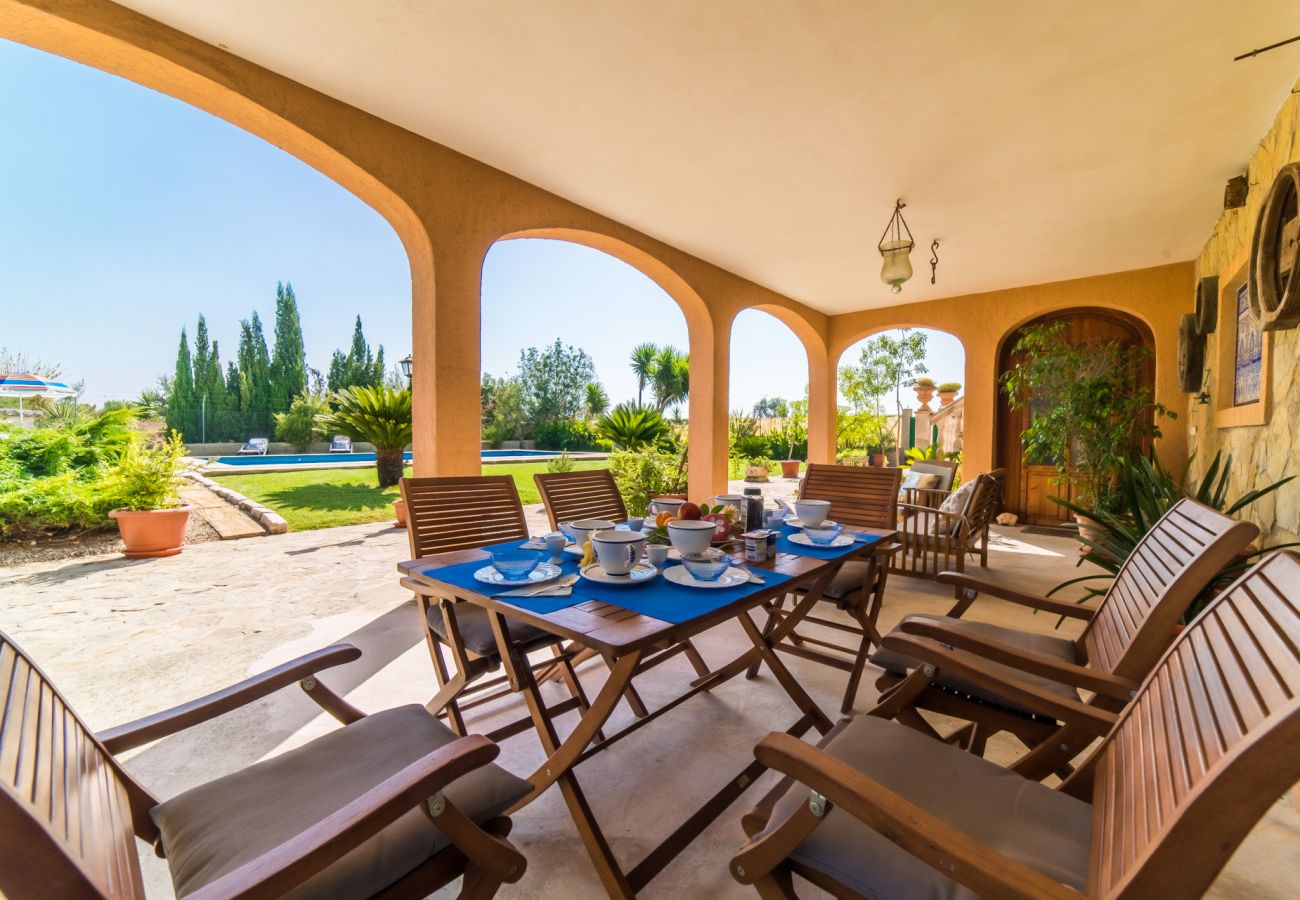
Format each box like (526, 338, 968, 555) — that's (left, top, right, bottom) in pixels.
(214, 449, 560, 466)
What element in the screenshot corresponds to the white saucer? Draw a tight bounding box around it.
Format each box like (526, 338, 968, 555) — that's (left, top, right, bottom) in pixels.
(474, 562, 563, 586)
(788, 532, 853, 548)
(563, 544, 584, 557)
(783, 516, 807, 528)
(663, 565, 751, 589)
(580, 562, 658, 585)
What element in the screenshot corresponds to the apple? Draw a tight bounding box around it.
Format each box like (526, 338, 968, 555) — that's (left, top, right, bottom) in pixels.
(678, 501, 702, 520)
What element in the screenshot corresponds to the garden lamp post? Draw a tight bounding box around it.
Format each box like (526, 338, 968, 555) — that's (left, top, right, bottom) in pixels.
(399, 355, 412, 386)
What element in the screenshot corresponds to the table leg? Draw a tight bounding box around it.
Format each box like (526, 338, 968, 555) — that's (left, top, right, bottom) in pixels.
(490, 610, 641, 898)
(737, 611, 834, 735)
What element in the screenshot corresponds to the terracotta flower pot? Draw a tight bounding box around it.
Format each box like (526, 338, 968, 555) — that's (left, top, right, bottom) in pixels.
(938, 389, 957, 407)
(779, 459, 801, 478)
(744, 464, 770, 482)
(393, 498, 408, 528)
(914, 385, 935, 411)
(109, 506, 192, 559)
(870, 453, 886, 467)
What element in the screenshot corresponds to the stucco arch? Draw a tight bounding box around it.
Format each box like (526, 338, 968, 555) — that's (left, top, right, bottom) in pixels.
(492, 227, 727, 496)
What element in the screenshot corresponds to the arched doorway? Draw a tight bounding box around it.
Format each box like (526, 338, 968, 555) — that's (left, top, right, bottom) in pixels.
(995, 307, 1155, 524)
(727, 308, 810, 479)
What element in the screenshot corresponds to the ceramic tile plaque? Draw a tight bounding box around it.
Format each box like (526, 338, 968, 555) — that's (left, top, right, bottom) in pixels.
(1234, 281, 1263, 406)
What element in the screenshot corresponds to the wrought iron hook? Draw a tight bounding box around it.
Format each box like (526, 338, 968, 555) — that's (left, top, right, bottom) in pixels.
(930, 240, 940, 284)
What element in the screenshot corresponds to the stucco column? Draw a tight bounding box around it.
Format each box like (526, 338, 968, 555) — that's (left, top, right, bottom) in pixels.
(411, 233, 485, 476)
(806, 348, 836, 465)
(960, 346, 995, 475)
(688, 315, 730, 498)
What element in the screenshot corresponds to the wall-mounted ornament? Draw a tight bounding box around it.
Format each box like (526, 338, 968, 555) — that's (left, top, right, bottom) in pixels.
(1178, 314, 1205, 393)
(1249, 162, 1300, 330)
(1194, 275, 1218, 335)
(1224, 175, 1249, 210)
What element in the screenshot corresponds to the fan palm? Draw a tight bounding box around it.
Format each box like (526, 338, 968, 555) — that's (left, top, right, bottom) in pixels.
(598, 402, 668, 450)
(316, 385, 412, 487)
(630, 343, 659, 406)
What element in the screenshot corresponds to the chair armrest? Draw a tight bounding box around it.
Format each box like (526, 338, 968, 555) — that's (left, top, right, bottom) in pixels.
(881, 634, 1117, 737)
(897, 618, 1139, 701)
(187, 734, 524, 900)
(98, 644, 362, 753)
(732, 732, 1085, 900)
(936, 571, 1094, 620)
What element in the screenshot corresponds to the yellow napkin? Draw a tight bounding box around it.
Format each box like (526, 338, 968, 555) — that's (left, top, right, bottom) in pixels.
(579, 539, 595, 568)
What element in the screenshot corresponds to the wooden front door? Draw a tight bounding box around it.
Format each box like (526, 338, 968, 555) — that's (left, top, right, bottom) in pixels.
(995, 309, 1155, 525)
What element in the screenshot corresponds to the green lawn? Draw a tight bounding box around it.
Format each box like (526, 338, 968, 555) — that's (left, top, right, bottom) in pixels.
(210, 459, 607, 531)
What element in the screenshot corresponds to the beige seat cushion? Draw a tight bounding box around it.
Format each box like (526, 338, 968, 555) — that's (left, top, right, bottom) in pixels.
(427, 602, 559, 657)
(152, 705, 530, 899)
(871, 614, 1082, 714)
(822, 560, 871, 600)
(762, 716, 1091, 899)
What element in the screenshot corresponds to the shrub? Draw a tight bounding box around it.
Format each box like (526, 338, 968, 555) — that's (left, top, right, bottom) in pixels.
(102, 432, 187, 511)
(598, 404, 669, 450)
(913, 377, 935, 388)
(937, 382, 961, 392)
(609, 450, 685, 515)
(546, 450, 577, 473)
(275, 392, 331, 451)
(317, 385, 412, 488)
(535, 418, 601, 451)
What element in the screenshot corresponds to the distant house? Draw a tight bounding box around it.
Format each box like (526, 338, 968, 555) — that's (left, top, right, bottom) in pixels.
(930, 395, 964, 455)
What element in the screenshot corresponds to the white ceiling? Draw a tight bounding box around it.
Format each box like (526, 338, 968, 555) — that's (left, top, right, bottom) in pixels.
(118, 0, 1300, 314)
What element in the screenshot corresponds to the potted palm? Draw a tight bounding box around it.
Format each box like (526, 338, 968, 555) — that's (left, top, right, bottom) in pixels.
(317, 385, 412, 488)
(108, 433, 192, 558)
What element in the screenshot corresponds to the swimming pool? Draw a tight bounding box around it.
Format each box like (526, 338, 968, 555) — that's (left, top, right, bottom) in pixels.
(213, 450, 561, 466)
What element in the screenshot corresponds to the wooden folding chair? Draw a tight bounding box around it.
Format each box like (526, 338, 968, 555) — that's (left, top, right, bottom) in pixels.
(399, 475, 597, 741)
(868, 498, 1258, 779)
(889, 469, 1006, 595)
(533, 469, 713, 715)
(749, 464, 903, 713)
(732, 550, 1300, 899)
(0, 632, 527, 900)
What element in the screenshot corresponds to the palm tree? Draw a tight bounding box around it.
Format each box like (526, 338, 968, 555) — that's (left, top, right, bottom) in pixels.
(630, 342, 659, 406)
(584, 382, 610, 419)
(650, 347, 690, 412)
(597, 402, 669, 450)
(316, 385, 412, 487)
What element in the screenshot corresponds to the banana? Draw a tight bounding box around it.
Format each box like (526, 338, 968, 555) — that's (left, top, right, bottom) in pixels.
(579, 539, 595, 568)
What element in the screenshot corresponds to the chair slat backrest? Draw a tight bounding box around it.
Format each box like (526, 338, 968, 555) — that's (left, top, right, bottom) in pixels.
(400, 476, 530, 556)
(1079, 500, 1257, 679)
(962, 468, 1005, 541)
(798, 464, 901, 530)
(534, 470, 627, 530)
(0, 633, 145, 900)
(1087, 551, 1300, 899)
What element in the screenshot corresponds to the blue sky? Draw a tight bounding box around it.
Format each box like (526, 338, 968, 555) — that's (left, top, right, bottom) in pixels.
(0, 38, 963, 413)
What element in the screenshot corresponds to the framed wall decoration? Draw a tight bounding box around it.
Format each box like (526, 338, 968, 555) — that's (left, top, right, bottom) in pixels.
(1233, 281, 1262, 406)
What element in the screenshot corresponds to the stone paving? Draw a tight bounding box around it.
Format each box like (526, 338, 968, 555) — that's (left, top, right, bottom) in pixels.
(1, 490, 1296, 898)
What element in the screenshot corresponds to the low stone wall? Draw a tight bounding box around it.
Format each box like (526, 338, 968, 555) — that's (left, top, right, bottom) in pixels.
(185, 472, 288, 534)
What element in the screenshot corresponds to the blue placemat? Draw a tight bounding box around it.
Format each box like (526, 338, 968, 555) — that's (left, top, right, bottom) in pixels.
(408, 539, 793, 624)
(775, 524, 882, 559)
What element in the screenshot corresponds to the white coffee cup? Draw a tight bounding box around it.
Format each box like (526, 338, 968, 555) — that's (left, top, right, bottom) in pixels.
(645, 543, 670, 568)
(794, 499, 831, 526)
(649, 497, 685, 517)
(591, 529, 647, 575)
(667, 519, 717, 555)
(542, 532, 567, 563)
(561, 518, 616, 548)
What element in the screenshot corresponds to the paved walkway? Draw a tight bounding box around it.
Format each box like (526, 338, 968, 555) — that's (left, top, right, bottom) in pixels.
(2, 513, 1295, 898)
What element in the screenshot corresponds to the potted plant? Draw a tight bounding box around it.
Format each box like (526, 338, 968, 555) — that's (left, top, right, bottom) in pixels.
(108, 433, 192, 558)
(937, 382, 961, 406)
(317, 385, 413, 487)
(913, 377, 936, 410)
(1001, 320, 1170, 519)
(867, 420, 896, 467)
(777, 398, 807, 478)
(392, 497, 408, 528)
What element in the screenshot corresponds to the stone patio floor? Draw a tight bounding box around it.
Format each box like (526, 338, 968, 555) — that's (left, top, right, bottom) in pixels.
(2, 502, 1297, 898)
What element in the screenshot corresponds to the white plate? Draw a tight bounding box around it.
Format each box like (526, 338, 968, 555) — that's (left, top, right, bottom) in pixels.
(663, 565, 752, 589)
(788, 532, 853, 548)
(580, 562, 658, 585)
(563, 544, 584, 557)
(474, 562, 563, 586)
(783, 516, 805, 528)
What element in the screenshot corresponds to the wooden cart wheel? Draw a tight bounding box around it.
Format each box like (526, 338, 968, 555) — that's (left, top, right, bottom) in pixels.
(1194, 275, 1218, 335)
(1177, 314, 1204, 394)
(1249, 162, 1300, 330)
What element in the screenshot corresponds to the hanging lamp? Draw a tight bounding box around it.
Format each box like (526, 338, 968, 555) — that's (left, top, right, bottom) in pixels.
(878, 199, 915, 294)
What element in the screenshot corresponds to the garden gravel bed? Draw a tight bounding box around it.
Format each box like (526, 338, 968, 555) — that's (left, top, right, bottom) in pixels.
(0, 514, 219, 567)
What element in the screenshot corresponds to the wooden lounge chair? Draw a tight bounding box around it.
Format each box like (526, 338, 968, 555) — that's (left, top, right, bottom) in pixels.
(731, 550, 1300, 899)
(329, 434, 353, 453)
(0, 632, 528, 900)
(749, 464, 902, 713)
(532, 469, 712, 716)
(889, 468, 1005, 594)
(868, 498, 1258, 780)
(399, 475, 598, 741)
(237, 437, 268, 455)
(900, 458, 958, 508)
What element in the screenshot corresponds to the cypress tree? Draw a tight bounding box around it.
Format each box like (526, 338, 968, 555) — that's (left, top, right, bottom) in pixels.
(270, 282, 306, 413)
(238, 311, 273, 434)
(168, 328, 195, 439)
